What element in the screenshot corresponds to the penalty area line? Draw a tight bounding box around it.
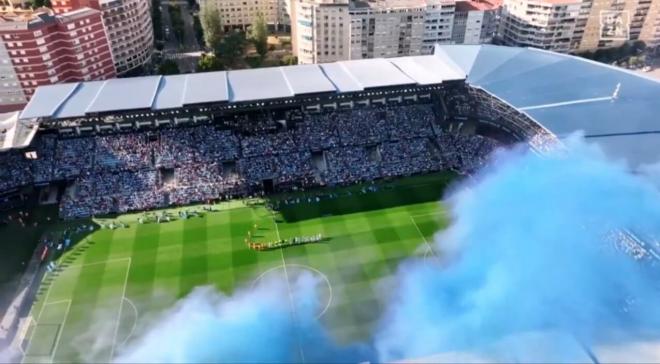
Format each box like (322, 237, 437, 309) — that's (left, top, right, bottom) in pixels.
(410, 216, 438, 259)
(109, 257, 132, 361)
(49, 300, 72, 363)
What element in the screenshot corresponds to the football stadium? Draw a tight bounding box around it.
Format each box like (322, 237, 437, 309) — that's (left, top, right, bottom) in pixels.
(1, 44, 660, 363)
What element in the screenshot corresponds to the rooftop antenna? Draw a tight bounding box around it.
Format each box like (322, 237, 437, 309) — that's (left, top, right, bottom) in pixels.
(612, 82, 621, 101)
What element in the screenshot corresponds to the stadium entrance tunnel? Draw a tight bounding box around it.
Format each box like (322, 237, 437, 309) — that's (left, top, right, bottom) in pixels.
(263, 179, 274, 194)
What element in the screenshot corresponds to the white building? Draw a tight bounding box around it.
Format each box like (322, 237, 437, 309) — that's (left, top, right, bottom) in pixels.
(348, 0, 427, 59)
(572, 0, 660, 51)
(99, 0, 154, 74)
(422, 0, 457, 53)
(200, 0, 290, 31)
(291, 0, 480, 64)
(451, 0, 500, 44)
(499, 0, 582, 52)
(290, 0, 350, 64)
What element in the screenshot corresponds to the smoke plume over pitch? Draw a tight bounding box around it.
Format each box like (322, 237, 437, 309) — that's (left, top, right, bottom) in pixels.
(114, 270, 374, 363)
(376, 136, 660, 361)
(115, 135, 660, 363)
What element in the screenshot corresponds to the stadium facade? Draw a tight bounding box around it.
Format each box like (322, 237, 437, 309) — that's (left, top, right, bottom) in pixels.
(0, 44, 659, 214)
(12, 44, 660, 166)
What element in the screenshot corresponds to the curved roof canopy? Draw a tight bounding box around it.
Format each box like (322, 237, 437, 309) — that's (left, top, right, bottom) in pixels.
(435, 45, 660, 168)
(19, 57, 465, 120)
(18, 45, 660, 168)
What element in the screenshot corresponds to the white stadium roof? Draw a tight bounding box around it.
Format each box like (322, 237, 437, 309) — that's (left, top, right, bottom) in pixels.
(55, 81, 106, 119)
(337, 58, 417, 88)
(280, 64, 337, 95)
(19, 54, 466, 120)
(18, 83, 78, 119)
(390, 55, 467, 85)
(152, 74, 188, 110)
(228, 67, 294, 102)
(318, 63, 364, 92)
(183, 72, 229, 105)
(86, 76, 162, 114)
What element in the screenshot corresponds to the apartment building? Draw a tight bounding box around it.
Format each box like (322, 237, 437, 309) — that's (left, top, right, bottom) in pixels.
(51, 0, 154, 74)
(200, 0, 290, 32)
(349, 0, 427, 59)
(500, 0, 659, 52)
(0, 7, 115, 112)
(451, 0, 500, 44)
(422, 0, 457, 53)
(97, 0, 153, 74)
(290, 0, 350, 64)
(499, 0, 582, 52)
(50, 0, 101, 14)
(573, 0, 660, 50)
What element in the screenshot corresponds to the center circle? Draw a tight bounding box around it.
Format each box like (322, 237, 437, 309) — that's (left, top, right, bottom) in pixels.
(252, 263, 333, 319)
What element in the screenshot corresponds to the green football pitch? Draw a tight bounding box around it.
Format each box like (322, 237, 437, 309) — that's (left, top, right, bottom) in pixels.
(21, 173, 455, 363)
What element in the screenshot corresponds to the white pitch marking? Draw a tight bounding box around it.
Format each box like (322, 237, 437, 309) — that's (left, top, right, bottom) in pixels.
(409, 210, 448, 219)
(251, 264, 333, 319)
(119, 298, 139, 348)
(273, 215, 306, 364)
(108, 257, 132, 361)
(23, 256, 132, 362)
(49, 300, 72, 363)
(64, 256, 131, 270)
(40, 299, 69, 307)
(280, 250, 306, 363)
(23, 271, 57, 361)
(410, 216, 438, 259)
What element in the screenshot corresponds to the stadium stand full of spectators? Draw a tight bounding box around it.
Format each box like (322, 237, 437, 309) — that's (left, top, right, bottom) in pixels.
(0, 103, 508, 218)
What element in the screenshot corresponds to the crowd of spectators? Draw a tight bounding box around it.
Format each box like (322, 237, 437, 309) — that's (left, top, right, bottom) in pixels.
(95, 134, 153, 171)
(53, 137, 94, 180)
(0, 103, 503, 218)
(380, 138, 440, 177)
(0, 152, 32, 192)
(31, 135, 56, 183)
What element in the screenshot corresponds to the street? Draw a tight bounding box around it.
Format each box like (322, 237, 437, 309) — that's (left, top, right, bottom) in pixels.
(159, 0, 201, 73)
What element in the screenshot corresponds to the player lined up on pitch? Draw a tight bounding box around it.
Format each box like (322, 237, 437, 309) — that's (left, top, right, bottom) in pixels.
(245, 223, 325, 251)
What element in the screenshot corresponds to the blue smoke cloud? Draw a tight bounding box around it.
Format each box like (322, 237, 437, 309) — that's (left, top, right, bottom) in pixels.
(114, 270, 374, 363)
(375, 136, 660, 362)
(114, 135, 660, 363)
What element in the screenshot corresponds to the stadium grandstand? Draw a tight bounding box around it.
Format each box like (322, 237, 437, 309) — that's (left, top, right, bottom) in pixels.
(2, 44, 660, 364)
(1, 44, 659, 219)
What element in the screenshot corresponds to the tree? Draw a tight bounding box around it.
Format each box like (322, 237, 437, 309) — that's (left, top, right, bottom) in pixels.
(197, 53, 225, 72)
(201, 6, 223, 50)
(168, 4, 185, 43)
(280, 54, 298, 66)
(632, 40, 647, 53)
(215, 30, 246, 69)
(193, 15, 204, 48)
(158, 60, 180, 75)
(151, 0, 163, 42)
(33, 0, 51, 7)
(249, 12, 268, 59)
